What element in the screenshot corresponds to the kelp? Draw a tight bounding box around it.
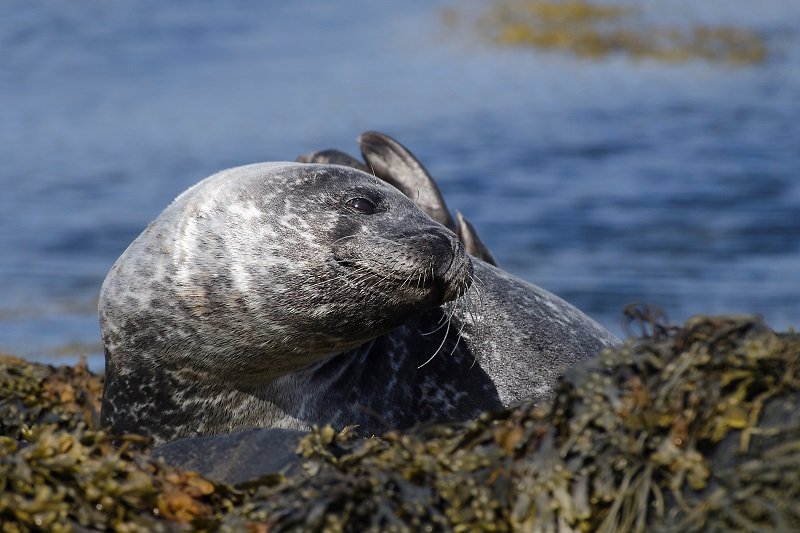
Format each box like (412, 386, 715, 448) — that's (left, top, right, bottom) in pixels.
(237, 316, 800, 531)
(2, 316, 799, 531)
(0, 428, 240, 532)
(0, 356, 241, 532)
(0, 355, 102, 439)
(472, 0, 768, 64)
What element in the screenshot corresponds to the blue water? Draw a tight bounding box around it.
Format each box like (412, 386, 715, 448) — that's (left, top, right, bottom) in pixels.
(1, 1, 798, 368)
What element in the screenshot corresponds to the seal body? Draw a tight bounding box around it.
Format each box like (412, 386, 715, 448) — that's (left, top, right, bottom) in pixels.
(100, 163, 616, 445)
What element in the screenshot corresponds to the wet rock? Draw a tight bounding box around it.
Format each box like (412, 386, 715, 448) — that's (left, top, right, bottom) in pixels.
(154, 428, 305, 486)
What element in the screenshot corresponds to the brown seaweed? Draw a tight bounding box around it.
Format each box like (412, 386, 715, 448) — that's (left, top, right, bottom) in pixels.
(2, 316, 799, 531)
(470, 0, 768, 65)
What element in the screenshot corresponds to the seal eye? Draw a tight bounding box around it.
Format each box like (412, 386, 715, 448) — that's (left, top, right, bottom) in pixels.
(345, 197, 376, 215)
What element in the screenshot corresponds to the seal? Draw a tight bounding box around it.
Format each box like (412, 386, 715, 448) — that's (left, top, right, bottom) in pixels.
(101, 163, 492, 445)
(100, 161, 617, 447)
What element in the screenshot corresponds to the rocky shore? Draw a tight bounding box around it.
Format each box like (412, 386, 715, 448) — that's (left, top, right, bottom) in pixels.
(1, 315, 798, 531)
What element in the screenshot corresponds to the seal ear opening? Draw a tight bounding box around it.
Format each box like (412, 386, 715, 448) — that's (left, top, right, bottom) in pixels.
(358, 131, 457, 232)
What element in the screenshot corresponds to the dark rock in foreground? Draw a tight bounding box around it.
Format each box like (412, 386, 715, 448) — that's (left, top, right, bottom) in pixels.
(154, 428, 305, 486)
(1, 315, 799, 531)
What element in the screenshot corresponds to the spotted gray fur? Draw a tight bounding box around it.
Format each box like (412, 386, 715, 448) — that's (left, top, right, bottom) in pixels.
(100, 163, 617, 446)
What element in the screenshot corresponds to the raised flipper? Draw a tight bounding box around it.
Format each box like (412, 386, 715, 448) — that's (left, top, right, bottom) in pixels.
(296, 149, 369, 173)
(358, 131, 457, 232)
(455, 211, 498, 267)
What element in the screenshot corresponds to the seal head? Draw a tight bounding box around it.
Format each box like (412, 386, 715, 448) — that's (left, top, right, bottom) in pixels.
(300, 131, 498, 266)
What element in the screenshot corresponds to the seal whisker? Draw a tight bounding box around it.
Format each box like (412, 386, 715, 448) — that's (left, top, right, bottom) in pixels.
(344, 269, 392, 292)
(400, 271, 418, 291)
(305, 271, 389, 305)
(342, 258, 412, 288)
(421, 311, 450, 336)
(305, 265, 376, 290)
(446, 309, 469, 360)
(462, 271, 490, 369)
(443, 296, 459, 322)
(332, 234, 359, 245)
(417, 311, 452, 370)
(434, 307, 450, 326)
(469, 272, 487, 325)
(464, 274, 482, 324)
(420, 296, 462, 357)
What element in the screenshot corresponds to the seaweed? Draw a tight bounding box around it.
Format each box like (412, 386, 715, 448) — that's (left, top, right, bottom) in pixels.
(239, 316, 800, 531)
(2, 316, 799, 531)
(0, 355, 102, 439)
(0, 356, 240, 532)
(471, 0, 768, 65)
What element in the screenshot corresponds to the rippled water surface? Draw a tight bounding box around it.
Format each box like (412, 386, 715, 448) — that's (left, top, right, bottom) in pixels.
(1, 1, 798, 368)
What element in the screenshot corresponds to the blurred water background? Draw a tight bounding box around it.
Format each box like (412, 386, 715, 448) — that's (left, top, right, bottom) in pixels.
(1, 0, 798, 369)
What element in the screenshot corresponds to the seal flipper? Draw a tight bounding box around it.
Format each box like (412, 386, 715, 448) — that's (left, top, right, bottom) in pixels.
(296, 149, 369, 173)
(358, 131, 457, 232)
(455, 210, 498, 267)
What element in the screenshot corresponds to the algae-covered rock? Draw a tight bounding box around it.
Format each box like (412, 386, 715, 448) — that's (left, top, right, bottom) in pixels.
(0, 427, 241, 532)
(2, 316, 799, 531)
(233, 316, 800, 531)
(0, 356, 242, 532)
(0, 354, 102, 439)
